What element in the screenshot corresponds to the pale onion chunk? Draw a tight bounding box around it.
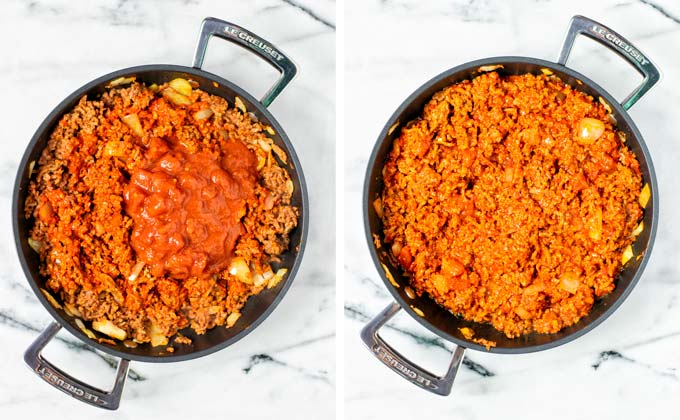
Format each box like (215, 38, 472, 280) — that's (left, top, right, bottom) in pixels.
(639, 184, 651, 208)
(122, 113, 144, 137)
(162, 87, 193, 106)
(92, 319, 127, 341)
(631, 221, 644, 238)
(226, 312, 241, 328)
(229, 257, 253, 284)
(560, 272, 580, 294)
(168, 78, 193, 96)
(235, 96, 247, 113)
(75, 318, 97, 340)
(64, 303, 82, 318)
(588, 207, 603, 241)
(577, 118, 605, 144)
(28, 237, 43, 253)
(40, 288, 62, 309)
(128, 261, 145, 282)
(373, 198, 384, 219)
(149, 323, 168, 347)
(108, 76, 136, 88)
(271, 144, 288, 164)
(193, 107, 214, 121)
(622, 244, 634, 265)
(267, 268, 288, 289)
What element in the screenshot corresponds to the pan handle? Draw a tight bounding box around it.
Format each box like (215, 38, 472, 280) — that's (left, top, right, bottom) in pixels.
(24, 322, 130, 410)
(360, 302, 466, 396)
(192, 17, 298, 107)
(557, 15, 660, 110)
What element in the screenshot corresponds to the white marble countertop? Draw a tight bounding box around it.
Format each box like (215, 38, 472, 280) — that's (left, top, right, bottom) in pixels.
(0, 0, 335, 418)
(344, 0, 680, 419)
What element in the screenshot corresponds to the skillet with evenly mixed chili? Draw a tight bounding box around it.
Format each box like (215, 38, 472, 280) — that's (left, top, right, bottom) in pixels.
(380, 71, 647, 339)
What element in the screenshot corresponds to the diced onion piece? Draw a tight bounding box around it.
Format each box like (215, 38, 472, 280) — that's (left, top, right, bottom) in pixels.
(576, 118, 605, 144)
(128, 261, 145, 282)
(267, 268, 288, 289)
(271, 144, 288, 164)
(265, 126, 276, 136)
(92, 319, 127, 341)
(193, 107, 214, 121)
(123, 340, 138, 348)
(40, 288, 62, 309)
(162, 87, 193, 106)
(234, 96, 247, 113)
(373, 198, 384, 219)
(122, 113, 144, 137)
(28, 237, 43, 253)
(588, 207, 603, 241)
(256, 154, 266, 171)
(631, 221, 644, 237)
(380, 263, 399, 288)
(108, 76, 135, 87)
(149, 323, 168, 347)
(404, 286, 416, 299)
(169, 78, 193, 96)
(226, 312, 241, 328)
(64, 303, 82, 318)
(286, 179, 294, 196)
(599, 97, 613, 114)
(540, 68, 554, 76)
(258, 139, 272, 152)
(75, 318, 96, 340)
(104, 140, 125, 157)
(560, 272, 580, 294)
(149, 83, 159, 92)
(639, 184, 650, 208)
(229, 257, 252, 284)
(253, 272, 267, 287)
(28, 160, 36, 178)
(410, 305, 424, 317)
(478, 64, 503, 72)
(388, 121, 400, 136)
(459, 327, 475, 339)
(391, 242, 402, 257)
(622, 244, 634, 265)
(617, 131, 626, 143)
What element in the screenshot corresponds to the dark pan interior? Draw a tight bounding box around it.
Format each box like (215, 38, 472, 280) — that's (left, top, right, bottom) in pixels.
(364, 57, 658, 354)
(13, 65, 308, 362)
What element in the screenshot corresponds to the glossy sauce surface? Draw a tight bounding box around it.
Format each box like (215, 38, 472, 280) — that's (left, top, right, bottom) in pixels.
(124, 137, 258, 279)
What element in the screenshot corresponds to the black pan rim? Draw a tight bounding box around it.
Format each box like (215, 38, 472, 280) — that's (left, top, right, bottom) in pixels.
(13, 63, 310, 363)
(362, 55, 659, 355)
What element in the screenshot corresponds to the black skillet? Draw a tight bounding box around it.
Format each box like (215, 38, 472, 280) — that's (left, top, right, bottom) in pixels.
(13, 17, 308, 409)
(361, 15, 660, 395)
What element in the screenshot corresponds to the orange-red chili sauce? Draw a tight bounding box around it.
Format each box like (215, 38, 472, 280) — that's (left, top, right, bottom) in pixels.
(124, 136, 258, 279)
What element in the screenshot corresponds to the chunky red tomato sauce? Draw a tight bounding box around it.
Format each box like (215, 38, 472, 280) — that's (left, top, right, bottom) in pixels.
(124, 136, 258, 279)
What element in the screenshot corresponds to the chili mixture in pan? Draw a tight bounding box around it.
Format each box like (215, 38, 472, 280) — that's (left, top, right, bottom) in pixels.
(26, 78, 298, 348)
(379, 71, 648, 339)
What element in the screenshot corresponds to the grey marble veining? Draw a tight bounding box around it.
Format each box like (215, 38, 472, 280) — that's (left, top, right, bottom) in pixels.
(0, 0, 335, 418)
